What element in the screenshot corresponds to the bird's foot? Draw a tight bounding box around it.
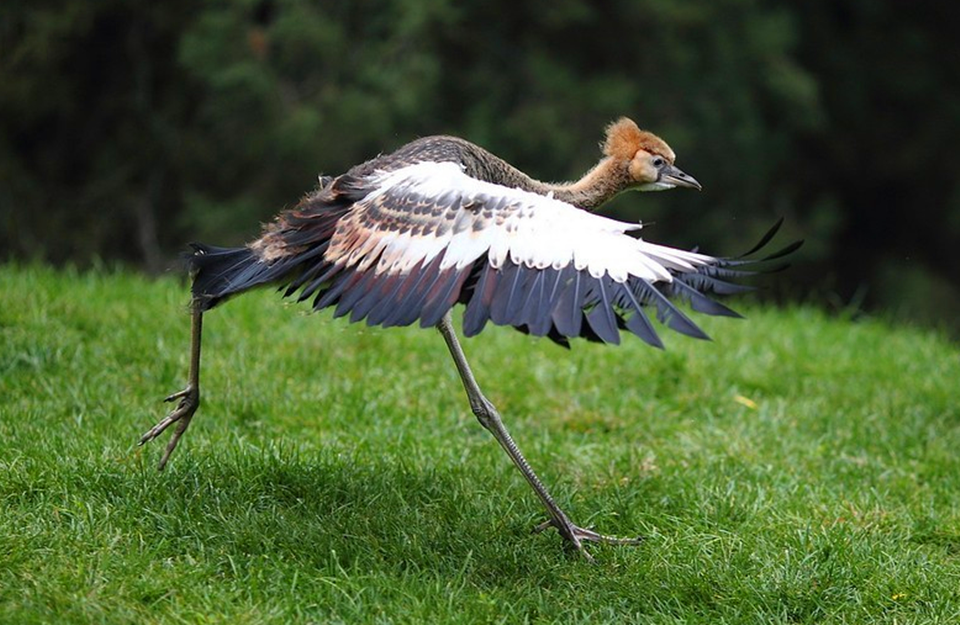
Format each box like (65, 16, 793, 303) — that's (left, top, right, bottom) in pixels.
(139, 385, 199, 471)
(533, 516, 643, 560)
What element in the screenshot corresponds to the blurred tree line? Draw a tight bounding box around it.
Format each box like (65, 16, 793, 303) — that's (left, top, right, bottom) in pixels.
(2, 0, 959, 330)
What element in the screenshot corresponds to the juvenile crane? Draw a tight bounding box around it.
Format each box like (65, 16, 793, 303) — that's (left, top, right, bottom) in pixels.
(141, 117, 798, 557)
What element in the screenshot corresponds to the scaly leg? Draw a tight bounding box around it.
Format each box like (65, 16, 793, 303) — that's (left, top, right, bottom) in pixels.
(436, 312, 641, 559)
(139, 303, 203, 470)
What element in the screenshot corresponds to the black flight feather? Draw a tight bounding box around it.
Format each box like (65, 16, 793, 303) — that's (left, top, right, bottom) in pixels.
(584, 276, 620, 344)
(619, 282, 664, 349)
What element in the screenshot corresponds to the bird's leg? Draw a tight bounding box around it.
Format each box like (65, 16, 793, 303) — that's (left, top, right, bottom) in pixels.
(436, 312, 642, 558)
(139, 302, 203, 470)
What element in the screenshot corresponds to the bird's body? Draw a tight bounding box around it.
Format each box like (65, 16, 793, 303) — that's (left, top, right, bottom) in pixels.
(142, 118, 798, 558)
(189, 120, 727, 345)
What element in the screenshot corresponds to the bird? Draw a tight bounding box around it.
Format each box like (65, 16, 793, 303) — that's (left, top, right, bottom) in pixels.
(140, 117, 799, 558)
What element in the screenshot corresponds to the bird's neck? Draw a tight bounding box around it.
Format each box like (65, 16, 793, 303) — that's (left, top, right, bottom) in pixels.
(458, 140, 628, 210)
(531, 158, 628, 210)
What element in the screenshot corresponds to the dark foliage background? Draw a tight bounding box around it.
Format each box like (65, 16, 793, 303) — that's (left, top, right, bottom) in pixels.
(3, 0, 959, 331)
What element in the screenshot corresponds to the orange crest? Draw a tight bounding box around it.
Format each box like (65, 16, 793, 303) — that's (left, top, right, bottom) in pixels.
(602, 117, 676, 163)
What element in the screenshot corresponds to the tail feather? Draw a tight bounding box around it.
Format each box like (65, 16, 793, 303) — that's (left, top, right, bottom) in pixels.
(188, 244, 272, 310)
(184, 181, 357, 311)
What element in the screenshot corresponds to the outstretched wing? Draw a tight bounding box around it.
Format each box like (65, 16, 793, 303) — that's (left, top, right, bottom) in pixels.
(289, 161, 794, 347)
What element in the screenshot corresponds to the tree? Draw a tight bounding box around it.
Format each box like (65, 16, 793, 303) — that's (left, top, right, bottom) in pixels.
(3, 0, 959, 329)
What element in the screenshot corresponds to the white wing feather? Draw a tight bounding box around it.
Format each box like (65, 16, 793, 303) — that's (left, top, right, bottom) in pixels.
(357, 161, 715, 283)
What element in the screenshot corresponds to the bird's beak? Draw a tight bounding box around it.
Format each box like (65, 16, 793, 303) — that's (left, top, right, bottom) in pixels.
(659, 164, 702, 191)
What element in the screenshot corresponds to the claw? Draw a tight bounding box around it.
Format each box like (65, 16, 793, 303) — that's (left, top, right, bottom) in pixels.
(163, 388, 192, 403)
(533, 516, 644, 559)
(139, 385, 200, 470)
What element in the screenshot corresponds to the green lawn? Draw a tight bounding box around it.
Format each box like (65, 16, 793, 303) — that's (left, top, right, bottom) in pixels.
(2, 264, 959, 624)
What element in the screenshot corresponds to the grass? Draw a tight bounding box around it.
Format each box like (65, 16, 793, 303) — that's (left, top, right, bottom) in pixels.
(1, 263, 960, 624)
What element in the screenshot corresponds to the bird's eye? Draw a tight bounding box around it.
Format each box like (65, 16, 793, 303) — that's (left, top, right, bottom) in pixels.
(652, 157, 665, 168)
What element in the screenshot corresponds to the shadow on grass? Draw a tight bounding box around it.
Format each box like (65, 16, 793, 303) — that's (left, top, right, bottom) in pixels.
(106, 443, 648, 585)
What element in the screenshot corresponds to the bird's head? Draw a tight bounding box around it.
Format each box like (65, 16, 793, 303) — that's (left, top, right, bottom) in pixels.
(603, 117, 701, 192)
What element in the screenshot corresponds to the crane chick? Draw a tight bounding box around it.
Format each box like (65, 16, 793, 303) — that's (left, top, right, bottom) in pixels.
(141, 117, 798, 558)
